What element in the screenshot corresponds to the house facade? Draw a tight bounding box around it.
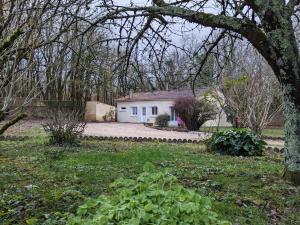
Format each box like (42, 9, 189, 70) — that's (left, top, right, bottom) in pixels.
(116, 89, 231, 127)
(117, 99, 178, 126)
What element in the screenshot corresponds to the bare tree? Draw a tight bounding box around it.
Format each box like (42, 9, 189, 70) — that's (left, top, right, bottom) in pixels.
(94, 0, 300, 183)
(219, 74, 282, 134)
(0, 0, 94, 133)
(209, 43, 283, 134)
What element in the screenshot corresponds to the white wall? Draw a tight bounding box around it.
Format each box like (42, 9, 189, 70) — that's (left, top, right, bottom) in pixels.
(85, 101, 116, 122)
(202, 109, 232, 127)
(200, 93, 232, 127)
(117, 100, 231, 127)
(117, 100, 175, 124)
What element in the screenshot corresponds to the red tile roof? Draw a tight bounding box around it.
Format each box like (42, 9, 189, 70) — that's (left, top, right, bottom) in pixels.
(116, 89, 208, 102)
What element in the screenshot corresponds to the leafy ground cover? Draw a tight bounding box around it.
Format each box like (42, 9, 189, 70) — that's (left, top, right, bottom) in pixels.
(200, 127, 284, 138)
(0, 136, 299, 224)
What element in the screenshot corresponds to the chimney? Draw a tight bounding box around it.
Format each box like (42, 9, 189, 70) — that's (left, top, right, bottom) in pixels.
(129, 90, 133, 99)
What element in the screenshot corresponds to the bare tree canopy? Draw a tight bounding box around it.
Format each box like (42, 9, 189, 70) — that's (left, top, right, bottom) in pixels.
(0, 0, 110, 132)
(93, 0, 300, 184)
(0, 0, 299, 183)
(210, 42, 283, 135)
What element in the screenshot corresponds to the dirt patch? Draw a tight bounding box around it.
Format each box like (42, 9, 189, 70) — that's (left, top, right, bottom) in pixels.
(0, 119, 43, 136)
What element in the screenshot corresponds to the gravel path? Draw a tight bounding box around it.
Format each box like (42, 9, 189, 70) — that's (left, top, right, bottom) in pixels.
(2, 120, 285, 146)
(265, 139, 284, 147)
(84, 123, 285, 145)
(84, 122, 209, 140)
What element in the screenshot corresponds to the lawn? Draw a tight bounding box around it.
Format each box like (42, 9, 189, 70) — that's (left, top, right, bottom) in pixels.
(200, 127, 285, 138)
(0, 136, 299, 225)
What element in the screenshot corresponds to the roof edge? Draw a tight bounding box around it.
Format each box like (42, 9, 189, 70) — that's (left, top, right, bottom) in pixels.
(116, 98, 178, 103)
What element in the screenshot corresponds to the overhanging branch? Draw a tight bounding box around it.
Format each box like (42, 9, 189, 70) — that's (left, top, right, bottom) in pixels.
(142, 5, 274, 67)
(287, 0, 300, 15)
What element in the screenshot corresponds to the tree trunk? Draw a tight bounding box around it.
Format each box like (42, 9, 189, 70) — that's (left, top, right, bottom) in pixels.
(0, 110, 4, 122)
(282, 91, 300, 184)
(264, 20, 300, 184)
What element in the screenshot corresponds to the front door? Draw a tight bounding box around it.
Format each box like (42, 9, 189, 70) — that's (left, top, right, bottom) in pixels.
(141, 107, 147, 123)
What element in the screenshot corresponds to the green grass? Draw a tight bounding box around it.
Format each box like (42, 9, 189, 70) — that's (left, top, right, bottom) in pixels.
(200, 127, 285, 138)
(262, 128, 285, 138)
(0, 137, 299, 225)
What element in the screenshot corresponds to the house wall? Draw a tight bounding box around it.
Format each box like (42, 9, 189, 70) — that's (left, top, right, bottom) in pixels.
(117, 100, 231, 127)
(85, 101, 116, 122)
(117, 100, 176, 124)
(199, 94, 232, 127)
(202, 109, 232, 127)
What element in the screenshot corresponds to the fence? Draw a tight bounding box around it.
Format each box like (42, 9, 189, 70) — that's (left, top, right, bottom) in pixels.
(0, 98, 74, 119)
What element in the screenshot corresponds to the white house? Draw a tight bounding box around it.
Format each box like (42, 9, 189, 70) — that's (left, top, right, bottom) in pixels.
(116, 89, 231, 127)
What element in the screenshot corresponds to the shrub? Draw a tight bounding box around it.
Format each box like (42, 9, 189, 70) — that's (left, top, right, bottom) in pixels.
(155, 114, 170, 127)
(173, 97, 217, 131)
(42, 109, 86, 146)
(67, 163, 231, 225)
(209, 129, 267, 156)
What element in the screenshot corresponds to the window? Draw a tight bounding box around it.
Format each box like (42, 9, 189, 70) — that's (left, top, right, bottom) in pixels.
(171, 107, 176, 121)
(151, 106, 158, 116)
(142, 107, 146, 116)
(131, 107, 138, 116)
(120, 107, 126, 112)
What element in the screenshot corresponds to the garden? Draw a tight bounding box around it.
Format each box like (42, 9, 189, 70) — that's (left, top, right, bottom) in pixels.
(0, 132, 299, 224)
(1, 1, 300, 224)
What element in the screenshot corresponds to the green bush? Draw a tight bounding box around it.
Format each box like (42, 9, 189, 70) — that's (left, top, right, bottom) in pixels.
(209, 129, 266, 156)
(67, 164, 231, 225)
(155, 114, 170, 127)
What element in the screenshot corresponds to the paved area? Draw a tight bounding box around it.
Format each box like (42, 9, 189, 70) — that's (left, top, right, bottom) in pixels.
(265, 139, 285, 147)
(84, 122, 209, 140)
(3, 120, 285, 146)
(84, 122, 285, 146)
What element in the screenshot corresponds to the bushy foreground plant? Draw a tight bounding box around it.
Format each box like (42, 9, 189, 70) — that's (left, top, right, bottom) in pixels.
(209, 129, 266, 156)
(155, 114, 170, 127)
(67, 164, 231, 225)
(42, 109, 86, 146)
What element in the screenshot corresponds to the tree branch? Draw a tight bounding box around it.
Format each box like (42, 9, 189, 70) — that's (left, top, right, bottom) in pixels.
(287, 0, 300, 15)
(243, 0, 270, 16)
(0, 28, 23, 54)
(142, 5, 275, 68)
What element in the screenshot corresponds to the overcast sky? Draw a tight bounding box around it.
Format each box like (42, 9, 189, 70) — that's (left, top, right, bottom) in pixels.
(110, 0, 213, 47)
(114, 0, 152, 7)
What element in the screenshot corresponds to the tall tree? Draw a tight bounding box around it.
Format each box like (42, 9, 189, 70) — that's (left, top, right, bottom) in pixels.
(0, 0, 93, 133)
(98, 0, 300, 184)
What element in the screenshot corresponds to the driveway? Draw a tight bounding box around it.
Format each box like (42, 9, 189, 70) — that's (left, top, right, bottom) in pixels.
(84, 122, 208, 140)
(4, 120, 284, 146)
(84, 122, 285, 146)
